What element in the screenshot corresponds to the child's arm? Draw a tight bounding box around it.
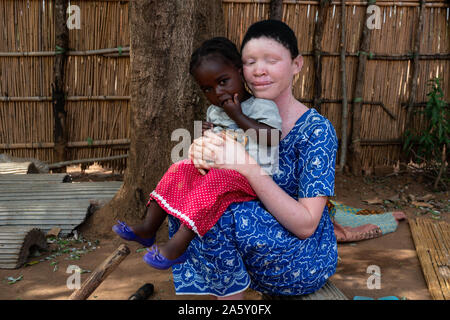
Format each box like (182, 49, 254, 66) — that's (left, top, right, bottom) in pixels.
(222, 94, 281, 146)
(202, 121, 214, 134)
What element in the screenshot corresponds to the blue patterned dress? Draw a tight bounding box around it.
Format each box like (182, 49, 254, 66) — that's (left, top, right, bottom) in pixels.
(168, 108, 338, 297)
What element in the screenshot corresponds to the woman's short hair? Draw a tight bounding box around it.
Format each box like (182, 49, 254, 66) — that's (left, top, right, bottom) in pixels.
(241, 19, 299, 59)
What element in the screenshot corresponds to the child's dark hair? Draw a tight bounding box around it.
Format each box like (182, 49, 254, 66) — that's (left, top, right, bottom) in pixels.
(241, 20, 299, 59)
(189, 37, 242, 75)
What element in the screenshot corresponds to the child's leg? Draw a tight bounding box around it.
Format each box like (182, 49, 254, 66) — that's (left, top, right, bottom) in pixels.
(157, 224, 196, 260)
(130, 200, 167, 239)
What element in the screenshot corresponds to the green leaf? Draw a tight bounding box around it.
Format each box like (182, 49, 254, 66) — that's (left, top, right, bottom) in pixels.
(7, 275, 23, 285)
(404, 77, 449, 171)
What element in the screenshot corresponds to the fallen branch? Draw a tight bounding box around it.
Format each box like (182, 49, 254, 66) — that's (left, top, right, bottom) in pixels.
(68, 244, 130, 300)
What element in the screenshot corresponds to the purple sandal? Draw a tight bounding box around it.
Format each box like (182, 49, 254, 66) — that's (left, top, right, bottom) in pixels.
(143, 245, 187, 270)
(112, 220, 155, 247)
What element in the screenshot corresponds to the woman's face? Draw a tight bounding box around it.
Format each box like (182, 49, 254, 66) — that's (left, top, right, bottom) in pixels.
(241, 37, 302, 102)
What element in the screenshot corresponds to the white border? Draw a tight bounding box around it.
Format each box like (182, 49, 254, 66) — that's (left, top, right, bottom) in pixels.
(150, 190, 201, 237)
(174, 281, 251, 298)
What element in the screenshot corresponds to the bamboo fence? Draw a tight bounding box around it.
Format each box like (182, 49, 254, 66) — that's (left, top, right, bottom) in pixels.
(0, 0, 130, 171)
(0, 0, 448, 173)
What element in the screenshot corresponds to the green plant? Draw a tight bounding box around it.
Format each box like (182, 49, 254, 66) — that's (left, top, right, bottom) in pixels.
(403, 77, 449, 190)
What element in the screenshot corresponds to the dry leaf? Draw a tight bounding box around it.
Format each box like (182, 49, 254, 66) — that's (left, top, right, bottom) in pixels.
(46, 227, 61, 238)
(411, 201, 433, 208)
(418, 194, 435, 201)
(362, 198, 383, 205)
(387, 194, 400, 202)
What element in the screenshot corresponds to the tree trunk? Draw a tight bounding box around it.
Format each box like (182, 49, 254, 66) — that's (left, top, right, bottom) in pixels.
(80, 0, 225, 238)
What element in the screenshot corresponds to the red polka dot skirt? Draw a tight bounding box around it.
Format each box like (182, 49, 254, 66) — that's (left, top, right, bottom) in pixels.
(147, 159, 256, 237)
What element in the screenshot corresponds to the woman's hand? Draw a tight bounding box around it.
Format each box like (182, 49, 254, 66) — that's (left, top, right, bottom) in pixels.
(189, 130, 258, 175)
(188, 132, 219, 175)
(188, 136, 208, 175)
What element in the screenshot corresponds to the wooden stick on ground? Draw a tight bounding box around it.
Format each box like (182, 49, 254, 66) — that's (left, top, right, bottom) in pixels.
(68, 244, 130, 300)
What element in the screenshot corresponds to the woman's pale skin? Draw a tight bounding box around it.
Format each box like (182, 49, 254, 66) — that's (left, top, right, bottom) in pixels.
(189, 37, 328, 300)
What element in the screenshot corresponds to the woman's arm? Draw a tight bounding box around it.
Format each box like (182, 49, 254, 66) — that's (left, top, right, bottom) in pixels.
(190, 131, 326, 239)
(242, 163, 327, 239)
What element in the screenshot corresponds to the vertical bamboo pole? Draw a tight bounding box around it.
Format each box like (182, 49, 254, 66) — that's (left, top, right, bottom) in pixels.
(349, 1, 373, 176)
(406, 0, 425, 128)
(39, 0, 45, 160)
(52, 0, 69, 171)
(269, 0, 283, 20)
(312, 0, 331, 114)
(339, 0, 348, 172)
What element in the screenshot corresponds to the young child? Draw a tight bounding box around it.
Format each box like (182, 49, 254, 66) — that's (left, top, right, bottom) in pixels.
(113, 37, 282, 270)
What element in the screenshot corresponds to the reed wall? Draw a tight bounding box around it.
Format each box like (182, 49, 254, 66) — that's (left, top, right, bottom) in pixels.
(0, 0, 448, 173)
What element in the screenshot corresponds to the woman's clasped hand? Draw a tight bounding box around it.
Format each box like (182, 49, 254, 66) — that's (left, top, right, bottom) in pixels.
(189, 130, 258, 174)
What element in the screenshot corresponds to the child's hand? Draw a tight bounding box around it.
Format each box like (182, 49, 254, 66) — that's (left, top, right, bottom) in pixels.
(202, 121, 214, 134)
(222, 94, 243, 118)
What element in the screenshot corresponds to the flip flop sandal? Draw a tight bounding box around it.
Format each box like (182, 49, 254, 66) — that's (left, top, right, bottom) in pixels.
(112, 220, 155, 247)
(143, 245, 187, 270)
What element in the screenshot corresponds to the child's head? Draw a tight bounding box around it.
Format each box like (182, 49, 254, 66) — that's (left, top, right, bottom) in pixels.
(190, 37, 249, 108)
(241, 19, 299, 60)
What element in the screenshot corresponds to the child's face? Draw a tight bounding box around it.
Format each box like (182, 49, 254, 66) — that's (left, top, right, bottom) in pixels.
(241, 37, 302, 102)
(193, 57, 247, 108)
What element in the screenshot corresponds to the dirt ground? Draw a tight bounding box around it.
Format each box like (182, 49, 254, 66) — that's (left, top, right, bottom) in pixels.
(0, 164, 448, 300)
